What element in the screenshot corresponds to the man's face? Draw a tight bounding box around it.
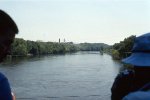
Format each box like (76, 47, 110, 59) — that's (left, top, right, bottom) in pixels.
(0, 31, 15, 62)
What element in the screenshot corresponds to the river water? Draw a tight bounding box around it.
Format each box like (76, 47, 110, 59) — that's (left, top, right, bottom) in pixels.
(0, 51, 122, 100)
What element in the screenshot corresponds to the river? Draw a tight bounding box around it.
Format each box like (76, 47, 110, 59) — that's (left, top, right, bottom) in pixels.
(0, 51, 122, 100)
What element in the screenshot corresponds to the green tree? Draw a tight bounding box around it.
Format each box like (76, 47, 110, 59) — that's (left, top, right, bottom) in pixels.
(112, 35, 136, 59)
(11, 38, 27, 56)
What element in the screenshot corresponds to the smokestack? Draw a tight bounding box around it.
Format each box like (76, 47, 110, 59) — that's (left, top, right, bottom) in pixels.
(59, 38, 60, 43)
(64, 38, 66, 43)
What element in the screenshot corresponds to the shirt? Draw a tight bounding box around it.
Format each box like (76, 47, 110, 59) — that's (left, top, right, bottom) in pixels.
(0, 72, 12, 100)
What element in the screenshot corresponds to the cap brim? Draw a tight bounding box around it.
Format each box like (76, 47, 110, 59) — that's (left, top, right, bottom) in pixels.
(122, 53, 150, 66)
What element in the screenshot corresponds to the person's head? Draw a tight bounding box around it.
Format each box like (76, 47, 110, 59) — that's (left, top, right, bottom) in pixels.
(0, 10, 18, 62)
(122, 33, 150, 68)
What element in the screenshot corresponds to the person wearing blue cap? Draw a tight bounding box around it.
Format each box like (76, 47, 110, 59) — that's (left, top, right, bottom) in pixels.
(0, 10, 18, 100)
(111, 33, 150, 100)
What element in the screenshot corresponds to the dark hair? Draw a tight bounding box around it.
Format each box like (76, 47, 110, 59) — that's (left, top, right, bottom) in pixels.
(0, 10, 18, 34)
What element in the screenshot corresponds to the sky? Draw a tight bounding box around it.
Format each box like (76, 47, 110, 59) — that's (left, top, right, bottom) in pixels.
(0, 0, 150, 45)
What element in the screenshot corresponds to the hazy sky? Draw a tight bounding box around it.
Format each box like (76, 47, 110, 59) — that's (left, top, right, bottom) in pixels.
(1, 0, 150, 45)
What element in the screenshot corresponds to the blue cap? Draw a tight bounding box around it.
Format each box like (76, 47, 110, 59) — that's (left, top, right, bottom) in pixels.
(122, 33, 150, 67)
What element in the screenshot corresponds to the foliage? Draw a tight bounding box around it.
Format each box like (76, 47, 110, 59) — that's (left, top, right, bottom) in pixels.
(111, 49, 120, 60)
(11, 38, 27, 56)
(77, 43, 109, 51)
(10, 38, 111, 56)
(11, 38, 79, 56)
(112, 35, 136, 59)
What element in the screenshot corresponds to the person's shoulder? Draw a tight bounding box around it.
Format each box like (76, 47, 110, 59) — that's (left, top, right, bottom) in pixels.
(113, 69, 134, 85)
(0, 72, 8, 81)
(117, 69, 134, 79)
(112, 69, 134, 87)
(111, 69, 135, 100)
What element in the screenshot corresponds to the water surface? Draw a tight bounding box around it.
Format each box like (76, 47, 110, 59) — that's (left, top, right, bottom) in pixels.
(0, 51, 121, 100)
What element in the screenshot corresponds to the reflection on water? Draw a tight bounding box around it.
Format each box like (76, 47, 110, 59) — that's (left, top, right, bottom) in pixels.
(0, 51, 121, 100)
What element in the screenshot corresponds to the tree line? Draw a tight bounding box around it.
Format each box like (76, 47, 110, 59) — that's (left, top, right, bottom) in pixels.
(10, 36, 136, 59)
(11, 38, 78, 56)
(10, 38, 109, 56)
(77, 43, 109, 51)
(111, 35, 136, 60)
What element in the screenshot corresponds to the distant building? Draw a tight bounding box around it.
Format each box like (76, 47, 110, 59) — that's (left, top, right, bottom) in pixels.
(59, 38, 60, 43)
(64, 39, 66, 43)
